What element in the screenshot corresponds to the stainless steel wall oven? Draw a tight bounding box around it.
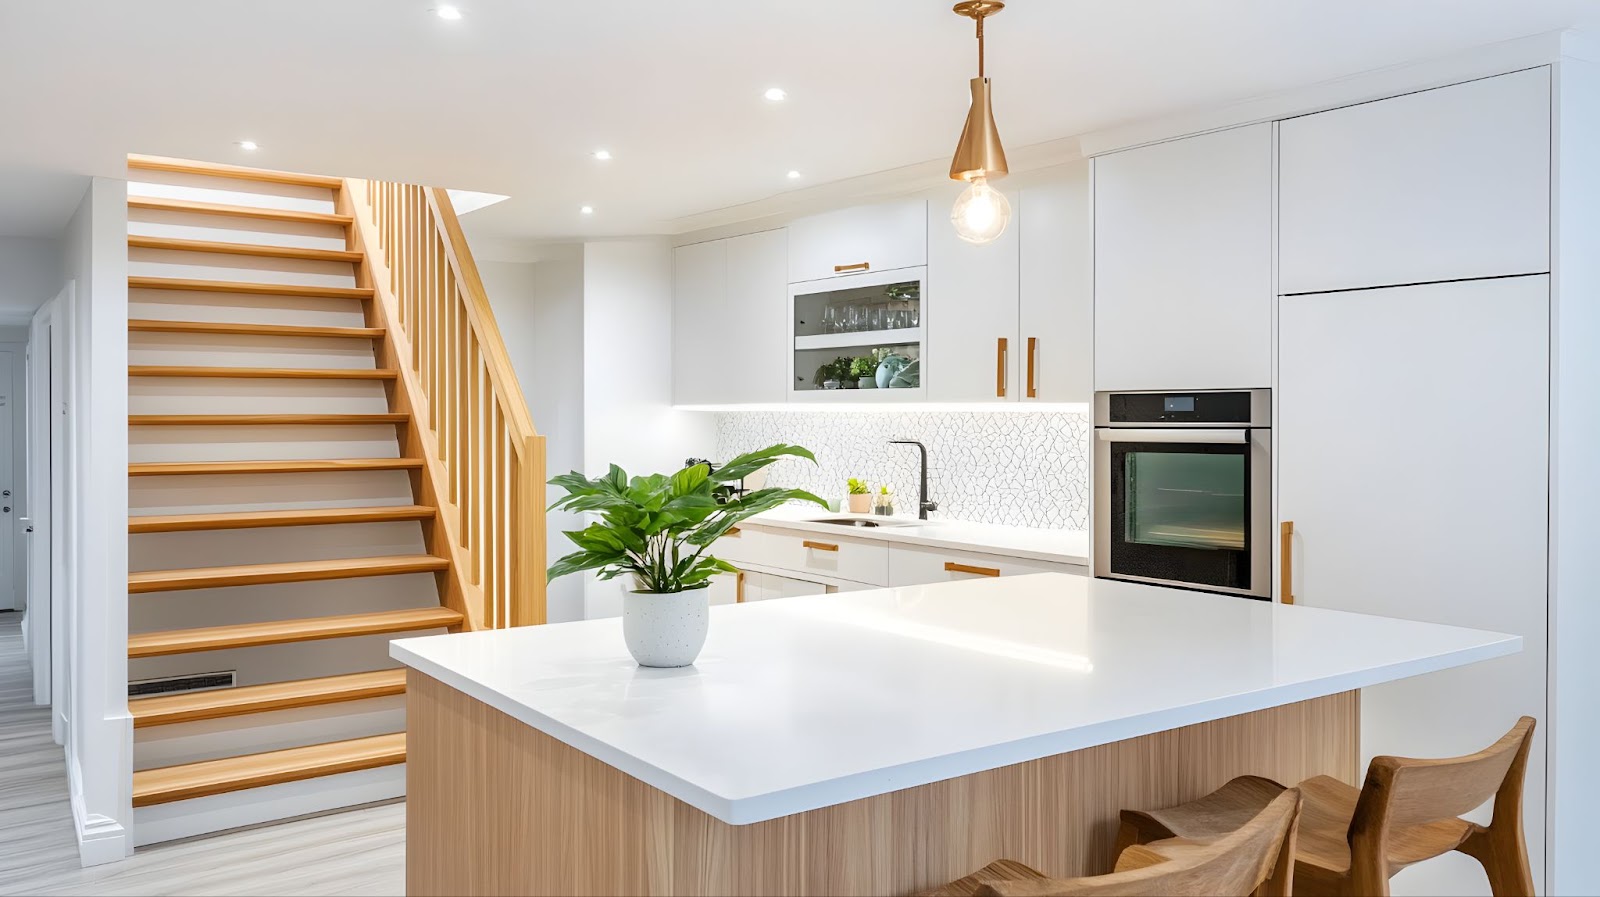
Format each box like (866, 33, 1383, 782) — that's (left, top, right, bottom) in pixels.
(1093, 390, 1271, 598)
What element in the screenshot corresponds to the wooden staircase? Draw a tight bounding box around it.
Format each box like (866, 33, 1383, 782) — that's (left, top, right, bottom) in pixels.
(124, 154, 543, 830)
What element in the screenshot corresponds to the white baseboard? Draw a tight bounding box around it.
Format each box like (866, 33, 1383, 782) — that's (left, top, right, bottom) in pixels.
(69, 769, 129, 867)
(131, 764, 406, 847)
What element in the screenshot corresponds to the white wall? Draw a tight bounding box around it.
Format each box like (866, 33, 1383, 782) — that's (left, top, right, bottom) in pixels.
(0, 237, 62, 324)
(581, 240, 715, 618)
(480, 252, 586, 624)
(59, 177, 132, 865)
(1549, 44, 1600, 897)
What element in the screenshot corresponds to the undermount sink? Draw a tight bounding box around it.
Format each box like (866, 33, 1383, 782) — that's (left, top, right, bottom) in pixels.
(809, 516, 920, 529)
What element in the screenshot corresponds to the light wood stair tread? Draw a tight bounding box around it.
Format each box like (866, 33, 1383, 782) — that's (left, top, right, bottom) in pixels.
(128, 607, 463, 658)
(130, 670, 407, 729)
(128, 196, 353, 226)
(127, 154, 346, 190)
(129, 276, 373, 300)
(131, 505, 435, 533)
(127, 235, 363, 263)
(131, 733, 406, 807)
(130, 555, 450, 594)
(129, 413, 409, 427)
(129, 319, 383, 340)
(130, 365, 397, 380)
(129, 458, 424, 476)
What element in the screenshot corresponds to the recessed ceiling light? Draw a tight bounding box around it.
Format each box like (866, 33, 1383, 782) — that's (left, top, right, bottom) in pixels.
(787, 170, 802, 180)
(592, 149, 612, 161)
(580, 205, 594, 215)
(763, 87, 787, 102)
(236, 140, 259, 151)
(435, 5, 463, 20)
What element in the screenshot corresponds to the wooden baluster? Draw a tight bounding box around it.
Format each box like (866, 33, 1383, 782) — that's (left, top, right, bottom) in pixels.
(432, 235, 445, 436)
(453, 303, 467, 507)
(494, 410, 508, 628)
(469, 347, 482, 578)
(483, 405, 499, 626)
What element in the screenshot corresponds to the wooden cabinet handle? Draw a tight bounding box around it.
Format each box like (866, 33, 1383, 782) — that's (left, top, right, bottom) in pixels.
(996, 337, 1008, 398)
(1026, 336, 1037, 399)
(834, 262, 870, 273)
(945, 561, 1001, 577)
(802, 540, 839, 552)
(1280, 521, 1294, 605)
(736, 571, 746, 603)
(725, 526, 741, 537)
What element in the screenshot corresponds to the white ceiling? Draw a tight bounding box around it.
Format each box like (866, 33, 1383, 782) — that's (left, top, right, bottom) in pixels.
(0, 1, 1594, 243)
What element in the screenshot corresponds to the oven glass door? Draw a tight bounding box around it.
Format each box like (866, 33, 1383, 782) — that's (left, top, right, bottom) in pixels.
(1109, 438, 1252, 591)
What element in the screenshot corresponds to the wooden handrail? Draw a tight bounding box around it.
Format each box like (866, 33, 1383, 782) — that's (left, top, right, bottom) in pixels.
(345, 179, 547, 629)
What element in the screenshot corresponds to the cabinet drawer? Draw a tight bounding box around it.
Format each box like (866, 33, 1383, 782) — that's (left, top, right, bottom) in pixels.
(721, 527, 889, 586)
(887, 544, 1087, 587)
(788, 199, 927, 284)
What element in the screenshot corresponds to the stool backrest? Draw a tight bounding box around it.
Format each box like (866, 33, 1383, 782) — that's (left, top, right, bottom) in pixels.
(975, 788, 1301, 897)
(1349, 716, 1535, 848)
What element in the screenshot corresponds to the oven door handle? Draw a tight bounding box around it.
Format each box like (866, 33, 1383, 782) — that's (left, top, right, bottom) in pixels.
(1097, 428, 1250, 444)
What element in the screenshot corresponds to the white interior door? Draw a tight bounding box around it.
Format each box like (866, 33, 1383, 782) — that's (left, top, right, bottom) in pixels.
(1278, 274, 1549, 895)
(26, 300, 53, 704)
(0, 350, 16, 611)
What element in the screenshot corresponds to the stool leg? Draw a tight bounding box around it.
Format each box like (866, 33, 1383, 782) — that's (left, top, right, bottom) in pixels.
(1461, 826, 1534, 897)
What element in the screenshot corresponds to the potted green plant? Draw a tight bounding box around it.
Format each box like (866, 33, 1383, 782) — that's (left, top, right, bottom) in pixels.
(851, 356, 878, 389)
(816, 356, 853, 390)
(846, 476, 872, 513)
(548, 445, 826, 667)
(873, 484, 894, 516)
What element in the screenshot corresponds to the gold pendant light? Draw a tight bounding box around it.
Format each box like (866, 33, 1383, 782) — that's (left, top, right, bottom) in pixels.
(949, 0, 1011, 244)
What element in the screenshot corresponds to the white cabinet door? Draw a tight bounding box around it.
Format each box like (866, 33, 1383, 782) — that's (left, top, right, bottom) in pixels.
(672, 239, 727, 405)
(742, 571, 828, 602)
(1019, 166, 1093, 403)
(724, 229, 789, 403)
(926, 184, 1019, 402)
(707, 571, 740, 606)
(672, 231, 788, 405)
(1279, 68, 1550, 295)
(1093, 123, 1273, 391)
(788, 199, 927, 284)
(1278, 275, 1549, 895)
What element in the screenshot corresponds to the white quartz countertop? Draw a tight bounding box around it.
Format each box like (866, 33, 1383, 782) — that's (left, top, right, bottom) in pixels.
(391, 574, 1518, 826)
(739, 505, 1089, 565)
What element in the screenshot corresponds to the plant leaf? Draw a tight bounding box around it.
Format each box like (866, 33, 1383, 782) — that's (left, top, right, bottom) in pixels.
(710, 444, 817, 483)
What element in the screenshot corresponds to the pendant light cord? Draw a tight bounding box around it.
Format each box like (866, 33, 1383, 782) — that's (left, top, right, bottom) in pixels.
(976, 15, 985, 78)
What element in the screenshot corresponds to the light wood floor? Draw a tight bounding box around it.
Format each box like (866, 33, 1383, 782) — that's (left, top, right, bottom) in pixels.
(0, 612, 405, 896)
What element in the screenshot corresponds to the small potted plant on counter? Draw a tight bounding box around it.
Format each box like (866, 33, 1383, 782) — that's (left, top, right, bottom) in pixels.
(846, 476, 872, 513)
(873, 484, 895, 516)
(547, 445, 827, 668)
(851, 356, 878, 389)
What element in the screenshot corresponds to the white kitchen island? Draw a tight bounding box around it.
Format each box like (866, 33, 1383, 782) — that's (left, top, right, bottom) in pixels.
(392, 573, 1518, 897)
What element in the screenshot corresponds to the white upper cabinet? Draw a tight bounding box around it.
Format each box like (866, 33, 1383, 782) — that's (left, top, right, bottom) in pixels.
(788, 199, 927, 284)
(1279, 68, 1551, 295)
(926, 184, 1020, 402)
(672, 229, 788, 405)
(1019, 166, 1093, 403)
(1093, 123, 1273, 392)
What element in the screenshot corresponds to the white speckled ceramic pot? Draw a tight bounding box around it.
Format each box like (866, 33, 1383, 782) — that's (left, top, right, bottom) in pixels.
(623, 588, 710, 668)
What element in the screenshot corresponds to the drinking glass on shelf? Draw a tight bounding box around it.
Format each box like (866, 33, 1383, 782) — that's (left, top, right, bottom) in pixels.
(908, 305, 920, 328)
(868, 307, 884, 331)
(821, 305, 838, 334)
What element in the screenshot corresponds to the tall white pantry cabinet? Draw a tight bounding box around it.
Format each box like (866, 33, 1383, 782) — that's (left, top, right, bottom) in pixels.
(1274, 61, 1600, 897)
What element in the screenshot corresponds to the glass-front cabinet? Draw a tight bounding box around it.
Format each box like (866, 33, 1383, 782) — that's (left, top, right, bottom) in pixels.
(789, 266, 926, 400)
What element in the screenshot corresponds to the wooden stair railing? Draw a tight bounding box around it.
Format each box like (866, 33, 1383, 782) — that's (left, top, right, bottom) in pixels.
(343, 179, 547, 629)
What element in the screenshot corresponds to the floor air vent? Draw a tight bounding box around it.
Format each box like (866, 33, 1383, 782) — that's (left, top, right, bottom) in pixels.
(130, 671, 238, 698)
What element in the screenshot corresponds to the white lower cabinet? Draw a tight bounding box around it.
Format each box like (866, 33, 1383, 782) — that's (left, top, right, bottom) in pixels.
(741, 571, 830, 602)
(715, 527, 890, 586)
(887, 544, 1086, 586)
(1277, 274, 1550, 895)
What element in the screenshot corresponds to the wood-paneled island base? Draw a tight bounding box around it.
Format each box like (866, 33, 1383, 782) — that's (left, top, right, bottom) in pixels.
(407, 669, 1356, 897)
(392, 574, 1519, 897)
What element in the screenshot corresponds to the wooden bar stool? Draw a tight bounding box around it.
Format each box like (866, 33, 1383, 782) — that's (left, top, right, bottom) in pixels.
(922, 788, 1301, 897)
(1117, 716, 1536, 897)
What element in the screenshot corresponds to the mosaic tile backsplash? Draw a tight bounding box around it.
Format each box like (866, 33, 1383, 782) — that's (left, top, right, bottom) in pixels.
(714, 410, 1091, 530)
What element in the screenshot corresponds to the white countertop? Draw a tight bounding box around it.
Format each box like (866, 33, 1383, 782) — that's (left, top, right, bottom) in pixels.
(740, 504, 1089, 565)
(391, 574, 1518, 826)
